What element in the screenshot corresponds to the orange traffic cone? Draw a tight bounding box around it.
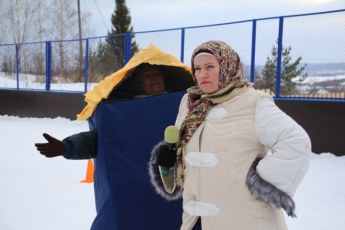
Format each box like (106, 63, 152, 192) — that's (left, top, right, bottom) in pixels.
(80, 159, 94, 183)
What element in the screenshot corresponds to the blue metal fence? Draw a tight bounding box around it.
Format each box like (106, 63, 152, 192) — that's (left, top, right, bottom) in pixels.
(0, 9, 344, 101)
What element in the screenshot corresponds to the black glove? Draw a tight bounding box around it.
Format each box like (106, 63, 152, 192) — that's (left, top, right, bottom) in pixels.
(156, 141, 177, 168)
(35, 133, 65, 158)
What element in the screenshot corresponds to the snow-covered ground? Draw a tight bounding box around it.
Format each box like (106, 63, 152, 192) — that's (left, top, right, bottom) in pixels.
(0, 72, 97, 91)
(0, 115, 345, 230)
(0, 116, 95, 230)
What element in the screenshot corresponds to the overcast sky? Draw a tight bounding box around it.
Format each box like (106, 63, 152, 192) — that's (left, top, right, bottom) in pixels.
(82, 0, 344, 36)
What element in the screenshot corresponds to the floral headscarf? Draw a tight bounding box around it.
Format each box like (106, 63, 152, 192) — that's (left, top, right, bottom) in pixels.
(176, 40, 251, 188)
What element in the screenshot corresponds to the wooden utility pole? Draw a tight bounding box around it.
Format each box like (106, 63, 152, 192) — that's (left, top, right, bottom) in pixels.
(77, 0, 83, 81)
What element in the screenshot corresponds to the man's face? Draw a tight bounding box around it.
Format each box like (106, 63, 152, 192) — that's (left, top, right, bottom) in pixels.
(140, 66, 165, 95)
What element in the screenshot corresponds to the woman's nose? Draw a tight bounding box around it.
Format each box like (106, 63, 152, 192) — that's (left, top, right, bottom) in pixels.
(199, 69, 208, 78)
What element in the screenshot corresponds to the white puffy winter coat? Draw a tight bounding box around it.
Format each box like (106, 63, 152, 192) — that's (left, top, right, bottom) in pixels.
(164, 87, 311, 230)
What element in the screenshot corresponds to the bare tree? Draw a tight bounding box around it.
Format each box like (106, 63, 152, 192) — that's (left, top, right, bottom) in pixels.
(45, 0, 78, 79)
(33, 0, 48, 77)
(0, 2, 4, 45)
(45, 0, 91, 81)
(0, 0, 91, 82)
(1, 0, 39, 74)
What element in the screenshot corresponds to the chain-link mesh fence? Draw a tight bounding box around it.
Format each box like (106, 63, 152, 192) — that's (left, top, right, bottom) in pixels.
(0, 10, 344, 100)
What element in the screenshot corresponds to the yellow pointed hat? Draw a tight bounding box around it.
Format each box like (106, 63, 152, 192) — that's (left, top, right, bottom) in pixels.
(77, 44, 192, 120)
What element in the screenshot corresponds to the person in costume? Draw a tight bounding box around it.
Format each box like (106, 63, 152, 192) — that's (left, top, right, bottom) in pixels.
(35, 44, 195, 230)
(149, 40, 311, 230)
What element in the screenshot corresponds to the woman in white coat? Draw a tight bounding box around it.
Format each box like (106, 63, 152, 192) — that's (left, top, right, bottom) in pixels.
(149, 40, 311, 230)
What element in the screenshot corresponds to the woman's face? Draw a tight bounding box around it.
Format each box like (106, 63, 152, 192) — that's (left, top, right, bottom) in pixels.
(193, 54, 220, 94)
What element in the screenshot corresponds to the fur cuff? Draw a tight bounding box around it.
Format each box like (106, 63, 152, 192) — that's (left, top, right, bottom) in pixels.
(148, 140, 182, 201)
(246, 157, 297, 218)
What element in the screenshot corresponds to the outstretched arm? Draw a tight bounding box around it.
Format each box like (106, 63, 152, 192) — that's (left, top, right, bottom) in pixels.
(35, 130, 98, 160)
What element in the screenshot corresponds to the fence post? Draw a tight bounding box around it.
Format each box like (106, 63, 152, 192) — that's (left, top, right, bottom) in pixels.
(84, 39, 89, 93)
(124, 33, 131, 64)
(180, 28, 185, 62)
(250, 20, 257, 83)
(15, 44, 19, 89)
(276, 17, 284, 98)
(45, 42, 52, 91)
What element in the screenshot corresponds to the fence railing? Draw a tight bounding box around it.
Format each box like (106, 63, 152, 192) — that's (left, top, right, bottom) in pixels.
(0, 9, 344, 101)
